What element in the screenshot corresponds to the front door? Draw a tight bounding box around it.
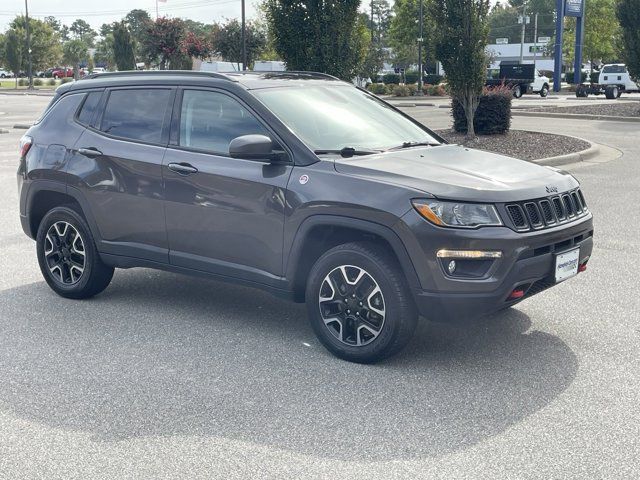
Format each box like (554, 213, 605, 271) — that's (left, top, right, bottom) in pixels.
(162, 88, 293, 286)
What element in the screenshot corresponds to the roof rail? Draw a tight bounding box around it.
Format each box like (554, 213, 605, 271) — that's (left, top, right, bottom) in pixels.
(81, 70, 235, 81)
(248, 70, 341, 81)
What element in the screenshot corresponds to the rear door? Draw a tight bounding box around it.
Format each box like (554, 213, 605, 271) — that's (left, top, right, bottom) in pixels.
(162, 88, 293, 285)
(69, 86, 174, 263)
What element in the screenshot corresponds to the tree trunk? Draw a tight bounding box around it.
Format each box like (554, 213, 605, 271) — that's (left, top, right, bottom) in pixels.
(74, 64, 79, 80)
(464, 91, 476, 138)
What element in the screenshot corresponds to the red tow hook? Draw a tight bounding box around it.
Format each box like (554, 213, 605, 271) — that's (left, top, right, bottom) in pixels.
(508, 289, 525, 300)
(578, 263, 587, 273)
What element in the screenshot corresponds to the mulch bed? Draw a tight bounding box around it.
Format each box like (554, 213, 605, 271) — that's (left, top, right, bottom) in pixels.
(435, 129, 590, 161)
(525, 102, 640, 117)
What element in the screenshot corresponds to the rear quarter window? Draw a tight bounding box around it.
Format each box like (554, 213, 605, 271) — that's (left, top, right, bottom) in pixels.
(100, 89, 172, 144)
(76, 91, 103, 127)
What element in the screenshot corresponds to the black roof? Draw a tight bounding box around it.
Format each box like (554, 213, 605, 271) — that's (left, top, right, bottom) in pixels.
(59, 70, 345, 94)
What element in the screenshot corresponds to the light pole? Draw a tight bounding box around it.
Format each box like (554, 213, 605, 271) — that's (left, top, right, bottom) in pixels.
(241, 0, 247, 71)
(417, 0, 424, 95)
(518, 3, 529, 64)
(25, 0, 34, 90)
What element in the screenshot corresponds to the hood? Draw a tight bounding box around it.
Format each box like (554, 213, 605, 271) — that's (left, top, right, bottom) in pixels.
(333, 144, 578, 202)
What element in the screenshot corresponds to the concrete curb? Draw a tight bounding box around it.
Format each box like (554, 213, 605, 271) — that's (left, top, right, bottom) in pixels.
(0, 128, 9, 134)
(534, 141, 600, 166)
(513, 110, 640, 123)
(0, 90, 56, 97)
(13, 124, 32, 129)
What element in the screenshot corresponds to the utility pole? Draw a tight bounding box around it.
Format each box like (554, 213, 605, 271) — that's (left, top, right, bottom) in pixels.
(25, 0, 33, 90)
(241, 0, 247, 71)
(417, 0, 424, 95)
(519, 3, 528, 64)
(371, 0, 374, 42)
(532, 13, 538, 71)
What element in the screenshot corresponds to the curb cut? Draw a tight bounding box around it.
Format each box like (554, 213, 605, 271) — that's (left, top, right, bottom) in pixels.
(513, 110, 640, 123)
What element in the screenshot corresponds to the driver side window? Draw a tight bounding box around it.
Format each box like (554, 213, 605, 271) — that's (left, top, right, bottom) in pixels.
(179, 90, 269, 155)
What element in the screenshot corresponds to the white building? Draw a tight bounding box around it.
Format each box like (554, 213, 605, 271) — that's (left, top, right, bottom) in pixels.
(486, 42, 554, 72)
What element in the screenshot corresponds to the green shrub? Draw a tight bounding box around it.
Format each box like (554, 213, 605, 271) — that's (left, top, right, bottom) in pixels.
(392, 84, 411, 97)
(407, 84, 418, 95)
(404, 70, 420, 84)
(47, 78, 56, 86)
(424, 74, 443, 85)
(367, 83, 388, 95)
(33, 78, 43, 86)
(382, 73, 400, 84)
(60, 77, 74, 84)
(18, 78, 27, 86)
(452, 85, 512, 135)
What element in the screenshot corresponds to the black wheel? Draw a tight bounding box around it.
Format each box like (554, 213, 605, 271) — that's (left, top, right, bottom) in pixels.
(605, 86, 618, 99)
(306, 242, 418, 363)
(513, 85, 523, 98)
(540, 84, 549, 97)
(36, 206, 114, 299)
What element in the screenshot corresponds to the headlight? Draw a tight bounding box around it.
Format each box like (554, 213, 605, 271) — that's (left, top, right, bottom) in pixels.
(412, 200, 502, 228)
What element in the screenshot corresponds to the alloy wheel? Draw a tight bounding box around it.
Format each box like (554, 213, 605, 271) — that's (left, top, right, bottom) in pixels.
(318, 265, 386, 347)
(44, 221, 86, 285)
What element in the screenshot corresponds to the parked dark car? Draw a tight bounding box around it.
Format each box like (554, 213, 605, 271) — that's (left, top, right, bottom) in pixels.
(17, 71, 593, 362)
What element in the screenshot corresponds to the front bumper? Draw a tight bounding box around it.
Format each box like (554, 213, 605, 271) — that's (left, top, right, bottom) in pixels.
(399, 209, 594, 322)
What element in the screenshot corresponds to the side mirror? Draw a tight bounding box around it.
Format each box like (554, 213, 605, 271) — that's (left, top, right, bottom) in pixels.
(229, 134, 283, 163)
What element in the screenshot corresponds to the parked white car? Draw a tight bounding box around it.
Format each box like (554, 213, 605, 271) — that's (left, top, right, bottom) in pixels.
(91, 67, 106, 74)
(0, 69, 13, 78)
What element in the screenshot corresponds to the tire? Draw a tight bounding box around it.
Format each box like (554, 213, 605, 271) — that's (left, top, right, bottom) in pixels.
(513, 85, 523, 98)
(36, 205, 114, 299)
(605, 86, 618, 99)
(540, 84, 549, 97)
(305, 242, 418, 363)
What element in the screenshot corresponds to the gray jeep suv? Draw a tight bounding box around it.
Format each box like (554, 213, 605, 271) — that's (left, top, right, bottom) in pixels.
(17, 71, 593, 363)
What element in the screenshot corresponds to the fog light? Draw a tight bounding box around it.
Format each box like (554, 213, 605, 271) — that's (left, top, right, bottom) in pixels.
(437, 249, 503, 259)
(448, 260, 456, 274)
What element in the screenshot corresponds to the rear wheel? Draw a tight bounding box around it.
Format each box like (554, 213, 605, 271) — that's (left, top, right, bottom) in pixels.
(306, 242, 418, 363)
(513, 85, 523, 98)
(36, 206, 114, 299)
(605, 85, 619, 99)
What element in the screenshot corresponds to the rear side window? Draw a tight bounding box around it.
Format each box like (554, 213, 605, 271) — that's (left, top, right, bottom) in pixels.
(100, 89, 171, 144)
(77, 91, 102, 126)
(179, 89, 269, 155)
(602, 65, 627, 74)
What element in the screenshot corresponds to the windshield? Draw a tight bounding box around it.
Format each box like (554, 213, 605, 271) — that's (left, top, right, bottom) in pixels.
(252, 85, 440, 152)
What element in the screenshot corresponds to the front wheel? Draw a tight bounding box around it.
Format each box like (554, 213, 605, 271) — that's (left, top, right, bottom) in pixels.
(306, 242, 418, 363)
(36, 206, 114, 299)
(540, 84, 549, 97)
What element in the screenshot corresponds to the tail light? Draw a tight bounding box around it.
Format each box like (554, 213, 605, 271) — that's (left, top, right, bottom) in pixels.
(19, 135, 32, 158)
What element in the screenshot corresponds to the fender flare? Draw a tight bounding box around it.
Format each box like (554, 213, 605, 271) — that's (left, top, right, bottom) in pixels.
(285, 215, 421, 293)
(24, 181, 102, 242)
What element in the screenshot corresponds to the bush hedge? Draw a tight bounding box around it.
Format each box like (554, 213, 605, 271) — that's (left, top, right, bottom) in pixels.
(47, 78, 56, 86)
(33, 78, 43, 86)
(392, 84, 412, 97)
(382, 73, 400, 84)
(452, 86, 512, 135)
(367, 83, 388, 95)
(18, 78, 28, 86)
(60, 77, 74, 84)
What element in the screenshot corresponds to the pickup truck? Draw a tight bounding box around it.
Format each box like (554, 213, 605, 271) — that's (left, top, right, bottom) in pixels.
(576, 64, 640, 99)
(487, 64, 550, 98)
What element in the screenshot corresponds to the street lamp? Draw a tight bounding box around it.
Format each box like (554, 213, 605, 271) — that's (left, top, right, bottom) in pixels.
(417, 0, 424, 96)
(241, 0, 247, 71)
(25, 0, 34, 90)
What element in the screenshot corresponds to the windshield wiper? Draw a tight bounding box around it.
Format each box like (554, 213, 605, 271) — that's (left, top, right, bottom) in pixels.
(387, 141, 441, 151)
(313, 147, 380, 158)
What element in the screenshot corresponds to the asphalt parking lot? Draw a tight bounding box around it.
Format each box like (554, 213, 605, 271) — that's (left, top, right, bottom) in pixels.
(0, 93, 638, 479)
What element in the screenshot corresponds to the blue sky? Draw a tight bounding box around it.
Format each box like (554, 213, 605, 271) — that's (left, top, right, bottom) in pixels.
(1, 0, 262, 31)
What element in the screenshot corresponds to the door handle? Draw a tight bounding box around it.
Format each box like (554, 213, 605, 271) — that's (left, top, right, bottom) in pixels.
(168, 162, 199, 175)
(77, 147, 103, 158)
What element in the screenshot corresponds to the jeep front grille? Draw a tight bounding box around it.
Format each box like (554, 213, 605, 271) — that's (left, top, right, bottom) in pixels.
(505, 188, 588, 231)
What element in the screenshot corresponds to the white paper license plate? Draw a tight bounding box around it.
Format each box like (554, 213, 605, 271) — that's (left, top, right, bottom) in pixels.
(555, 248, 580, 283)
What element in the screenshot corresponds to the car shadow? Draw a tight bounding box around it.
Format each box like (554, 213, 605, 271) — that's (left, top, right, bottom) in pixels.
(0, 269, 578, 460)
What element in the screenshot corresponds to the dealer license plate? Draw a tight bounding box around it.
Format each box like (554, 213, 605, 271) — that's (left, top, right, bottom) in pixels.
(555, 248, 580, 283)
